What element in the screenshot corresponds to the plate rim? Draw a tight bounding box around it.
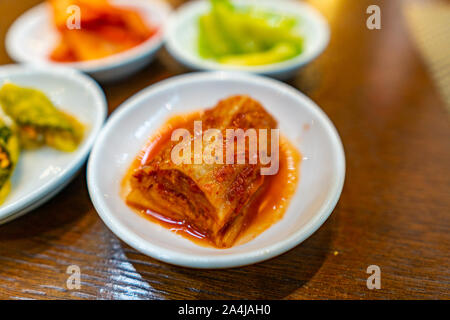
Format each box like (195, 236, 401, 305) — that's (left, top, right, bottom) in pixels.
(87, 71, 345, 268)
(0, 64, 107, 221)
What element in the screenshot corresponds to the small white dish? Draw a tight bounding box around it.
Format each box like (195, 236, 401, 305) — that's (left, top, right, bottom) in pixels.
(87, 72, 345, 268)
(6, 0, 171, 82)
(165, 0, 330, 79)
(0, 64, 107, 224)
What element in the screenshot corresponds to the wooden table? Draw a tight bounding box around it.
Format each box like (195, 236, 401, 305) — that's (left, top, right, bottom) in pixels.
(0, 0, 448, 300)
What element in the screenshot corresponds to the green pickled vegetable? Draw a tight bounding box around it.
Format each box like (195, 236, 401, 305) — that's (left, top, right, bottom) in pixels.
(0, 119, 20, 204)
(198, 0, 304, 65)
(0, 83, 84, 152)
(219, 42, 298, 66)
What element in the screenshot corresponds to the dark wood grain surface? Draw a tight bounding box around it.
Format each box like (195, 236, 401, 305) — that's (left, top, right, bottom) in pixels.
(0, 0, 448, 300)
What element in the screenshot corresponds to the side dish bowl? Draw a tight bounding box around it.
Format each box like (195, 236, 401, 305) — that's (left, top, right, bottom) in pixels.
(6, 0, 171, 82)
(165, 0, 330, 79)
(0, 64, 107, 223)
(87, 72, 345, 268)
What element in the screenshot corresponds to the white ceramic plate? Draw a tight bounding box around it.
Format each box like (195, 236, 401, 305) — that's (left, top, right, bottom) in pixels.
(6, 0, 171, 82)
(165, 0, 330, 79)
(87, 72, 345, 268)
(0, 64, 107, 224)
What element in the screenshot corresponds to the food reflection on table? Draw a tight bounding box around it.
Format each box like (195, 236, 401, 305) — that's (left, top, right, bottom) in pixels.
(49, 0, 157, 62)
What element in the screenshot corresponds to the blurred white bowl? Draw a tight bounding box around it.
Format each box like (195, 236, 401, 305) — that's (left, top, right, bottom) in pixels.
(6, 0, 171, 82)
(87, 72, 345, 268)
(165, 0, 330, 79)
(0, 64, 107, 224)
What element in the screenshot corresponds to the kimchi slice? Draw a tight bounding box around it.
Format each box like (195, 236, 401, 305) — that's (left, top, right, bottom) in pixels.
(126, 95, 278, 248)
(48, 0, 156, 62)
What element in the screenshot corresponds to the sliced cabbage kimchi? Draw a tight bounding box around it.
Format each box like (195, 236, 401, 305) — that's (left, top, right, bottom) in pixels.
(126, 95, 278, 248)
